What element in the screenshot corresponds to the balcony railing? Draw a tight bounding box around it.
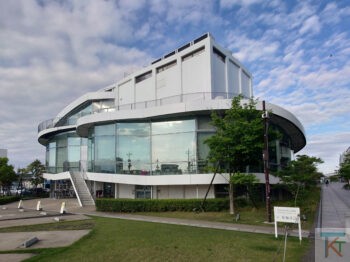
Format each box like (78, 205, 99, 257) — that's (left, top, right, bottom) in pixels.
(38, 91, 239, 133)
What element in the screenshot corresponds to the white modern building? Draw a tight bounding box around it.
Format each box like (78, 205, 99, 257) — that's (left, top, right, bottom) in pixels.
(38, 33, 306, 206)
(340, 147, 350, 164)
(0, 149, 7, 158)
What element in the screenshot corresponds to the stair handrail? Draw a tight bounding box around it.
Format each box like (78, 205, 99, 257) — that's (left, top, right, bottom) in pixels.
(69, 171, 83, 207)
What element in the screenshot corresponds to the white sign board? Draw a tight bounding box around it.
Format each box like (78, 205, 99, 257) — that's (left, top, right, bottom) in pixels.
(274, 206, 302, 241)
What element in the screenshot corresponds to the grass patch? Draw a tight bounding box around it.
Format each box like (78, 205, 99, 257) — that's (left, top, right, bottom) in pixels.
(130, 187, 321, 230)
(135, 207, 268, 226)
(20, 216, 309, 262)
(0, 219, 95, 233)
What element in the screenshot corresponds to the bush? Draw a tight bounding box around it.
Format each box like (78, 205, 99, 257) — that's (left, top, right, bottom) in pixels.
(96, 198, 231, 213)
(0, 196, 20, 205)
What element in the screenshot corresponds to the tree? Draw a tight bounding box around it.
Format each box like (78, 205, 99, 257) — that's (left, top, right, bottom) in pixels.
(0, 157, 17, 196)
(205, 96, 271, 214)
(276, 155, 323, 205)
(16, 168, 28, 196)
(27, 159, 45, 191)
(230, 172, 259, 208)
(338, 154, 350, 188)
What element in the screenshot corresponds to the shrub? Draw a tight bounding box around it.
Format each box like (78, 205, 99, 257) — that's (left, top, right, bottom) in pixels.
(96, 198, 231, 213)
(0, 196, 20, 205)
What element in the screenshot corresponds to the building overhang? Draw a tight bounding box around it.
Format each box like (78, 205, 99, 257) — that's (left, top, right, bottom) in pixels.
(44, 171, 280, 186)
(75, 99, 306, 153)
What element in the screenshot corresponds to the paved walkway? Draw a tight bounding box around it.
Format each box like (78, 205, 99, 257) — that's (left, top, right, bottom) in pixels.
(312, 183, 350, 261)
(321, 182, 350, 228)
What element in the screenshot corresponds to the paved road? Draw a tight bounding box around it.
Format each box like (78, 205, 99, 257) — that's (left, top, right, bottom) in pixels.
(321, 182, 350, 228)
(313, 183, 350, 261)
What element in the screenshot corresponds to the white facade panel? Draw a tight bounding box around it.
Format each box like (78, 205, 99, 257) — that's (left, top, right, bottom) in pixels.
(228, 60, 240, 96)
(135, 76, 155, 104)
(185, 185, 197, 199)
(241, 70, 251, 97)
(156, 62, 180, 99)
(157, 185, 185, 199)
(118, 80, 134, 106)
(182, 49, 209, 95)
(169, 186, 185, 199)
(212, 54, 227, 98)
(118, 184, 134, 198)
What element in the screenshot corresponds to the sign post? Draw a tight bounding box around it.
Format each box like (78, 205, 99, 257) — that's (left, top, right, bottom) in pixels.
(274, 206, 302, 241)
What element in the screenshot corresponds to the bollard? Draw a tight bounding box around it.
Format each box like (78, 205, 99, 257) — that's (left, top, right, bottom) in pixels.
(36, 201, 42, 211)
(60, 202, 66, 214)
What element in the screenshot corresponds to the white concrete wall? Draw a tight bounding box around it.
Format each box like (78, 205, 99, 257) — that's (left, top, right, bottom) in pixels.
(182, 48, 209, 95)
(118, 184, 134, 199)
(241, 70, 251, 98)
(228, 60, 240, 95)
(156, 60, 180, 99)
(156, 185, 215, 199)
(212, 53, 227, 96)
(135, 73, 155, 103)
(118, 79, 134, 106)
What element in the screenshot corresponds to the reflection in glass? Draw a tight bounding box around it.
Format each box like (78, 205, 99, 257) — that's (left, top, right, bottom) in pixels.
(152, 119, 195, 134)
(117, 123, 151, 174)
(197, 132, 214, 173)
(94, 135, 116, 173)
(152, 120, 196, 174)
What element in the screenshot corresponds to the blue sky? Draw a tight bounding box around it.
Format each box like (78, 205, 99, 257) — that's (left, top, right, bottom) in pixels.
(0, 0, 349, 174)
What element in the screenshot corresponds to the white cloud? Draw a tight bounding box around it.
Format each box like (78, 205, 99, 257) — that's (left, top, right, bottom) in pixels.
(298, 132, 350, 174)
(220, 0, 264, 8)
(299, 15, 321, 35)
(227, 33, 280, 62)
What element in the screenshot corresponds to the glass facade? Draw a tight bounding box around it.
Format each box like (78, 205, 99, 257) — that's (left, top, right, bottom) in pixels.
(117, 123, 151, 174)
(46, 131, 82, 173)
(57, 99, 115, 127)
(87, 118, 201, 175)
(46, 117, 293, 175)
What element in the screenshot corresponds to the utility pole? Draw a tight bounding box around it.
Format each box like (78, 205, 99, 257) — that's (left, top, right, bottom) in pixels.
(262, 101, 272, 222)
(127, 152, 132, 174)
(186, 149, 191, 173)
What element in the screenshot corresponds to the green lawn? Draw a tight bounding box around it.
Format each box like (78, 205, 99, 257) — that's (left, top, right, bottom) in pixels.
(15, 216, 309, 262)
(137, 207, 269, 226)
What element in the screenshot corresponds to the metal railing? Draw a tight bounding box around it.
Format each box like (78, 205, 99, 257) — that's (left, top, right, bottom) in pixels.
(38, 92, 239, 133)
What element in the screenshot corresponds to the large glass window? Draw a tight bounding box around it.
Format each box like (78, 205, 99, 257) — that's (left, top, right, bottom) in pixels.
(152, 120, 196, 174)
(48, 132, 82, 172)
(197, 132, 213, 173)
(48, 142, 56, 167)
(46, 142, 56, 173)
(135, 185, 152, 199)
(56, 134, 68, 172)
(66, 103, 92, 126)
(68, 137, 80, 171)
(94, 124, 116, 173)
(116, 123, 151, 174)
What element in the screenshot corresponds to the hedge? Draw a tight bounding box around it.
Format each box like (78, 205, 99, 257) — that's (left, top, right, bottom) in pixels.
(96, 198, 231, 212)
(0, 196, 21, 205)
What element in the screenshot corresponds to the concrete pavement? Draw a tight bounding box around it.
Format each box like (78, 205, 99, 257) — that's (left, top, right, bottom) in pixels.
(320, 182, 350, 228)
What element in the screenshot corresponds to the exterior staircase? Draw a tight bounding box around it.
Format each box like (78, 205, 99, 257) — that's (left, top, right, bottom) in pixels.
(70, 171, 95, 206)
